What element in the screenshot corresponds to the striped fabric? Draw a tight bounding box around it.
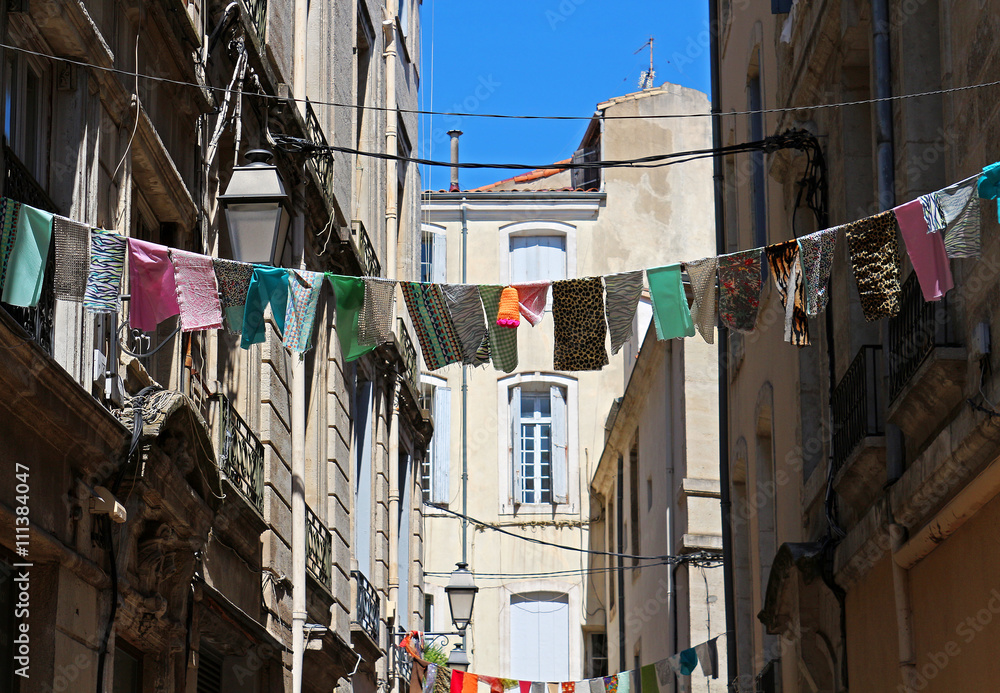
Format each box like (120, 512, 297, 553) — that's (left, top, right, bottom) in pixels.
(0, 197, 21, 291)
(685, 257, 718, 344)
(53, 216, 90, 301)
(935, 179, 981, 258)
(283, 270, 324, 352)
(358, 277, 396, 346)
(479, 285, 518, 373)
(433, 664, 451, 693)
(401, 282, 464, 371)
(83, 230, 126, 314)
(442, 283, 489, 365)
(603, 270, 644, 354)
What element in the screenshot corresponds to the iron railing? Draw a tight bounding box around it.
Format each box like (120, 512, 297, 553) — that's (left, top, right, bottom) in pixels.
(397, 318, 418, 394)
(754, 660, 778, 693)
(306, 502, 332, 587)
(832, 345, 884, 473)
(304, 100, 335, 203)
(392, 637, 413, 681)
(352, 219, 382, 278)
(887, 272, 959, 401)
(1, 146, 57, 355)
(242, 0, 267, 42)
(210, 393, 265, 513)
(352, 570, 381, 644)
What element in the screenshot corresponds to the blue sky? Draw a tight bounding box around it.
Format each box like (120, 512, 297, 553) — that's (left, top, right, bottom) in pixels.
(418, 1, 712, 191)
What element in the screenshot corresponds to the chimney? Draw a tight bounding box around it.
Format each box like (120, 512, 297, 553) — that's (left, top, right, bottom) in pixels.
(447, 130, 463, 192)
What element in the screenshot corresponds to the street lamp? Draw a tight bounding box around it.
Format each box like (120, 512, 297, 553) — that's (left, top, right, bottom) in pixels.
(447, 644, 470, 672)
(218, 149, 292, 265)
(444, 562, 478, 637)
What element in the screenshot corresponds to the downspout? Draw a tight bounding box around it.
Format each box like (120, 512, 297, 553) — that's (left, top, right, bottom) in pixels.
(871, 3, 914, 692)
(460, 197, 470, 657)
(384, 5, 399, 284)
(708, 0, 738, 686)
(291, 183, 307, 693)
(616, 454, 626, 671)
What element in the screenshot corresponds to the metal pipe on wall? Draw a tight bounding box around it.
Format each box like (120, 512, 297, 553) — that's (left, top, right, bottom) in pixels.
(291, 184, 307, 693)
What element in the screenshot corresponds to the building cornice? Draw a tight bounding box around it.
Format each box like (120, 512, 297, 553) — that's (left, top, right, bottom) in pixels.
(421, 192, 605, 223)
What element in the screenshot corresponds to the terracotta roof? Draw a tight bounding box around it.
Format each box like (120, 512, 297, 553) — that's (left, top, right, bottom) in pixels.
(465, 158, 573, 192)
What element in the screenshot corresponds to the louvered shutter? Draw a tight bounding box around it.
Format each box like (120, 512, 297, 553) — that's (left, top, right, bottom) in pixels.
(431, 387, 451, 504)
(551, 385, 568, 504)
(510, 385, 522, 505)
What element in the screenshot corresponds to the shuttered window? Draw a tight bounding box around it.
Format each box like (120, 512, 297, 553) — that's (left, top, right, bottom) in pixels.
(510, 384, 568, 505)
(509, 235, 566, 285)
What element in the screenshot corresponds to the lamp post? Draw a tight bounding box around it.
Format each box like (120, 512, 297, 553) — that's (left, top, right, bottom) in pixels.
(218, 149, 292, 265)
(445, 562, 478, 636)
(447, 644, 471, 672)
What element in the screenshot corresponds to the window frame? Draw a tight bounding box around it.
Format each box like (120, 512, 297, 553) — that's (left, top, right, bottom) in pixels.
(499, 220, 577, 285)
(420, 222, 447, 283)
(3, 26, 51, 185)
(497, 372, 578, 515)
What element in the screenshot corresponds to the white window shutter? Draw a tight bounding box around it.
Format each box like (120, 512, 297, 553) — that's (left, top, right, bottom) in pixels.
(432, 232, 447, 283)
(431, 387, 451, 504)
(511, 385, 522, 505)
(551, 385, 568, 504)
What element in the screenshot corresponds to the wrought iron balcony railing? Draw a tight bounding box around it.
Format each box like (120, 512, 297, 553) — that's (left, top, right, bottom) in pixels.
(304, 100, 335, 204)
(1, 146, 57, 355)
(306, 502, 332, 587)
(392, 636, 413, 681)
(351, 569, 381, 644)
(209, 393, 265, 514)
(241, 0, 267, 43)
(351, 219, 382, 278)
(397, 318, 418, 394)
(754, 660, 779, 693)
(887, 272, 959, 402)
(832, 345, 884, 473)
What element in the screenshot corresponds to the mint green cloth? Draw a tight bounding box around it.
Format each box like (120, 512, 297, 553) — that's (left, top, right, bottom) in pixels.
(327, 274, 376, 361)
(647, 264, 695, 340)
(1, 204, 53, 307)
(240, 266, 289, 348)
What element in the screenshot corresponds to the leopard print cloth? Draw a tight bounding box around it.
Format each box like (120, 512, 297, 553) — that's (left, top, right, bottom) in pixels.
(845, 209, 902, 322)
(552, 277, 608, 371)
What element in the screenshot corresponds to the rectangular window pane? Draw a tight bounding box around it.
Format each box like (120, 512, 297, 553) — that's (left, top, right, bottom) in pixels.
(421, 233, 434, 283)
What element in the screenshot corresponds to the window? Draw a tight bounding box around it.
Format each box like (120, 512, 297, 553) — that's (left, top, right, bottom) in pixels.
(398, 447, 412, 628)
(421, 227, 446, 283)
(748, 63, 768, 251)
(509, 235, 567, 284)
(3, 49, 48, 182)
(512, 384, 567, 505)
(354, 379, 374, 577)
(647, 477, 653, 512)
(420, 375, 450, 505)
(424, 595, 434, 631)
(587, 633, 608, 678)
(629, 441, 640, 565)
(114, 644, 142, 693)
(509, 592, 570, 682)
(196, 644, 223, 693)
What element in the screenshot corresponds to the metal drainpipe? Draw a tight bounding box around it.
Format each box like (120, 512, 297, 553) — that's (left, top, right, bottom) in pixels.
(460, 199, 470, 659)
(708, 0, 738, 687)
(291, 182, 307, 693)
(385, 7, 399, 285)
(616, 454, 626, 671)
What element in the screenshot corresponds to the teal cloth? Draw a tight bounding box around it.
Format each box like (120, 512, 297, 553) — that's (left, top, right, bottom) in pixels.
(240, 266, 289, 348)
(1, 204, 53, 307)
(647, 264, 695, 340)
(679, 648, 698, 676)
(327, 274, 377, 362)
(978, 161, 1000, 221)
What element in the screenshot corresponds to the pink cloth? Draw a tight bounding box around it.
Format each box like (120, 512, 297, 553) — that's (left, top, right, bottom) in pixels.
(895, 199, 954, 301)
(512, 280, 551, 326)
(128, 238, 180, 331)
(171, 249, 223, 331)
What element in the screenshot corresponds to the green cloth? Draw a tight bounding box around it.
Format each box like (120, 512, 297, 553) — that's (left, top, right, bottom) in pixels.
(327, 274, 376, 361)
(240, 266, 289, 349)
(640, 664, 659, 693)
(1, 204, 53, 307)
(647, 264, 695, 340)
(478, 285, 518, 373)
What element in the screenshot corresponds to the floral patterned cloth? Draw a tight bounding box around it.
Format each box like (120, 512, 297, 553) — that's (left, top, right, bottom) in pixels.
(718, 249, 762, 333)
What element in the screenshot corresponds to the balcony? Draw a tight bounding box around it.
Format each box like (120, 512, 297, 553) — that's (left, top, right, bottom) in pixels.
(351, 219, 382, 278)
(1, 146, 57, 356)
(754, 660, 779, 693)
(831, 345, 885, 523)
(392, 636, 413, 682)
(396, 318, 418, 399)
(306, 502, 332, 588)
(241, 0, 267, 43)
(351, 570, 381, 647)
(886, 272, 965, 456)
(304, 100, 335, 206)
(208, 394, 265, 515)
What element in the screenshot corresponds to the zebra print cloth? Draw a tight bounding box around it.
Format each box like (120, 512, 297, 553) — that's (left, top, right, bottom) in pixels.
(441, 283, 489, 365)
(83, 230, 126, 314)
(938, 179, 981, 258)
(603, 269, 644, 355)
(400, 282, 464, 371)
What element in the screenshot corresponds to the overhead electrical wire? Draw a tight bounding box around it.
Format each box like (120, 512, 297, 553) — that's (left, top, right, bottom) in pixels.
(423, 501, 722, 566)
(5, 41, 1000, 123)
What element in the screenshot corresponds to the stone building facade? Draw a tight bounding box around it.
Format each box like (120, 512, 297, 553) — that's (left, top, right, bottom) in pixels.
(713, 1, 1000, 691)
(0, 0, 428, 692)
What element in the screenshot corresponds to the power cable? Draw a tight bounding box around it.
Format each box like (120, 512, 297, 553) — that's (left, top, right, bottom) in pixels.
(4, 42, 1000, 123)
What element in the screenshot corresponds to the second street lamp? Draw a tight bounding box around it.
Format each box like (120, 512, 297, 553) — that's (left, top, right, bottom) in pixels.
(218, 149, 292, 265)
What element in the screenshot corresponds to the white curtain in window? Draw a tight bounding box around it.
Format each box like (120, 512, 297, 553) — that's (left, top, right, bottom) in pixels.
(432, 386, 451, 504)
(509, 236, 566, 283)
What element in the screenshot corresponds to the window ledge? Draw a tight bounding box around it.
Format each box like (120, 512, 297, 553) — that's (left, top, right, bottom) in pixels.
(502, 503, 578, 516)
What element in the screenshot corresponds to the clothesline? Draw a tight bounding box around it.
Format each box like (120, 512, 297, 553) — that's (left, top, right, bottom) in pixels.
(406, 633, 723, 693)
(1, 163, 997, 374)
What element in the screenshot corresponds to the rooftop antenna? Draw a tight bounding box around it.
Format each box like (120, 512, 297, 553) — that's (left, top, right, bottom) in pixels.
(635, 36, 655, 89)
